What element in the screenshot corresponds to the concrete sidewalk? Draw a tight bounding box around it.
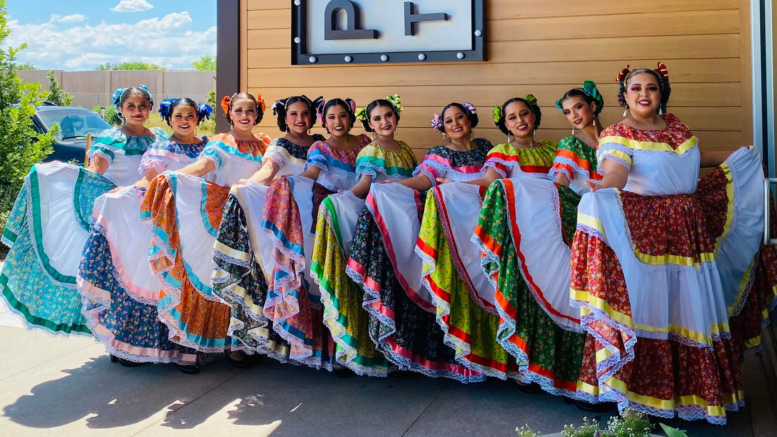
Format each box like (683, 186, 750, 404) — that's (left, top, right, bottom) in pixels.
(0, 310, 775, 436)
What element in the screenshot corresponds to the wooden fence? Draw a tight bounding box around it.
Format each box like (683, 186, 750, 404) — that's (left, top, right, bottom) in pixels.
(17, 70, 216, 109)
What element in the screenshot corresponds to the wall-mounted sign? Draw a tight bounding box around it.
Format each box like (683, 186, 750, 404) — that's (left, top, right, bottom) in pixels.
(291, 0, 486, 65)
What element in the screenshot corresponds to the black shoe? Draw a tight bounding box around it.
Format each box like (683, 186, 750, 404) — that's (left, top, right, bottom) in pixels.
(574, 399, 615, 413)
(516, 382, 544, 395)
(118, 358, 143, 368)
(227, 352, 252, 369)
(110, 355, 119, 363)
(334, 367, 355, 378)
(176, 364, 200, 375)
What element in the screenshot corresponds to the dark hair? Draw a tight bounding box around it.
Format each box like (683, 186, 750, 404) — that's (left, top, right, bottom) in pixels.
(321, 98, 357, 132)
(494, 97, 542, 135)
(360, 99, 401, 132)
(225, 92, 264, 126)
(558, 89, 604, 114)
(273, 95, 323, 132)
(114, 86, 153, 121)
(617, 68, 671, 114)
(437, 102, 479, 135)
(159, 98, 197, 126)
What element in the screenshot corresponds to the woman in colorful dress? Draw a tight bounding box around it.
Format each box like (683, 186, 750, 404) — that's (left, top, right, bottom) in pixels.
(260, 97, 374, 370)
(570, 63, 777, 424)
(78, 98, 212, 371)
(1, 86, 166, 336)
(467, 89, 604, 400)
(141, 93, 271, 370)
(211, 95, 324, 360)
(343, 98, 482, 382)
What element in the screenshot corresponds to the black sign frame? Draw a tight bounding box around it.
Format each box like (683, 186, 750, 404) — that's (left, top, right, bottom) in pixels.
(291, 0, 486, 65)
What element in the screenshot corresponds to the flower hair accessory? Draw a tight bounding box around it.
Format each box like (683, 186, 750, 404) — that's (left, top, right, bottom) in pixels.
(355, 107, 368, 123)
(430, 113, 443, 134)
(492, 105, 502, 124)
(315, 99, 327, 123)
(524, 94, 538, 107)
(221, 96, 231, 114)
(386, 94, 403, 114)
(616, 64, 631, 84)
(253, 93, 267, 112)
(462, 102, 477, 115)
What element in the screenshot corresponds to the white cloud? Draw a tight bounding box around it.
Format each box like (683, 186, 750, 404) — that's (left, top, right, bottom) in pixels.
(110, 0, 154, 13)
(5, 11, 216, 71)
(50, 14, 87, 23)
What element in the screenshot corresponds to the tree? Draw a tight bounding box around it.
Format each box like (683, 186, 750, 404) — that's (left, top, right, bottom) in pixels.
(206, 89, 216, 109)
(0, 0, 55, 193)
(96, 61, 167, 71)
(12, 62, 35, 70)
(191, 55, 216, 71)
(42, 70, 73, 106)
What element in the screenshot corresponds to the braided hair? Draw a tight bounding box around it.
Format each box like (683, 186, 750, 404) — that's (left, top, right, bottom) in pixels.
(493, 96, 542, 136)
(617, 63, 671, 115)
(319, 98, 357, 132)
(272, 95, 323, 132)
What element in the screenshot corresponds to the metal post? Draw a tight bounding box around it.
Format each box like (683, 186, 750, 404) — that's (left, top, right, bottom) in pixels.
(753, 0, 775, 178)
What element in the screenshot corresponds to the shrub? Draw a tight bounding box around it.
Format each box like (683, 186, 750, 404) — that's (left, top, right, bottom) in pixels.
(42, 70, 73, 106)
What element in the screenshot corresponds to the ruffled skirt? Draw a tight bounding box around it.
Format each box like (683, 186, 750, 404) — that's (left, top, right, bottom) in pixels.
(346, 183, 484, 382)
(313, 191, 390, 376)
(140, 172, 242, 353)
(473, 178, 587, 397)
(211, 182, 292, 362)
(570, 146, 777, 424)
(78, 185, 197, 364)
(416, 183, 516, 380)
(261, 176, 335, 370)
(1, 162, 114, 335)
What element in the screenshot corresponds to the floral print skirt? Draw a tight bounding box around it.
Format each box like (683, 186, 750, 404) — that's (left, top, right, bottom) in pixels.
(1, 163, 114, 336)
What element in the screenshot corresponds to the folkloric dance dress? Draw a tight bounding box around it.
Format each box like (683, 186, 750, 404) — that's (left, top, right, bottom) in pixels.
(261, 136, 370, 369)
(212, 134, 325, 361)
(78, 137, 209, 364)
(1, 127, 167, 335)
(570, 113, 777, 424)
(141, 132, 270, 353)
(471, 139, 594, 396)
(347, 142, 485, 382)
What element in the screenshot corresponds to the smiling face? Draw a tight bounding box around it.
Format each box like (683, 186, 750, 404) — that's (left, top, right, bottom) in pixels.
(504, 101, 536, 139)
(368, 104, 397, 137)
(120, 94, 151, 128)
(441, 106, 471, 141)
(229, 98, 258, 133)
(325, 103, 352, 138)
(286, 101, 312, 134)
(170, 104, 198, 139)
(624, 72, 661, 118)
(562, 96, 596, 130)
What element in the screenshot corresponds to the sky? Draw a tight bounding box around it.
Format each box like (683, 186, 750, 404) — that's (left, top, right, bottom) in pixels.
(4, 0, 217, 71)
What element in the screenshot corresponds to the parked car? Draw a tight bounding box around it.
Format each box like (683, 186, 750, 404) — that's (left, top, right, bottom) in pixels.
(30, 104, 112, 164)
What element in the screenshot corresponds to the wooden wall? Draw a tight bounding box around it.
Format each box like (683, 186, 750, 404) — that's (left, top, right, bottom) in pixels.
(243, 0, 753, 161)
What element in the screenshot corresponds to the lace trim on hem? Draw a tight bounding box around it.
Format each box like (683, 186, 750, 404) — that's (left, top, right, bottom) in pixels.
(88, 149, 113, 165)
(355, 165, 410, 182)
(483, 161, 508, 178)
(0, 292, 92, 339)
(572, 299, 637, 383)
(138, 160, 167, 176)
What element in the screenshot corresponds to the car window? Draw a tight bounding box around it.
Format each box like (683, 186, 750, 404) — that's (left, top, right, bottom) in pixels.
(38, 109, 112, 141)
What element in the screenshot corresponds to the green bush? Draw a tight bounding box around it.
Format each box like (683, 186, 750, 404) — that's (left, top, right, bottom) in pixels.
(96, 104, 122, 126)
(42, 70, 73, 106)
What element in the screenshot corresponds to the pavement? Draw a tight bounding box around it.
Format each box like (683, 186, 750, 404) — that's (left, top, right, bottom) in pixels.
(1, 289, 776, 436)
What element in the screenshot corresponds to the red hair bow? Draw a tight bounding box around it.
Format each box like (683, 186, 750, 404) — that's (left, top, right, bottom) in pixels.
(616, 65, 631, 83)
(655, 62, 669, 79)
(221, 96, 231, 114)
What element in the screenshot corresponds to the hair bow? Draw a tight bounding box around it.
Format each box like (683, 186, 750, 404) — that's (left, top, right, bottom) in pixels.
(315, 99, 327, 123)
(655, 62, 669, 80)
(616, 65, 631, 83)
(221, 96, 231, 114)
(492, 105, 502, 124)
(198, 103, 213, 121)
(430, 113, 443, 133)
(346, 99, 357, 114)
(137, 84, 152, 99)
(112, 87, 128, 106)
(253, 93, 267, 112)
(271, 99, 285, 116)
(524, 94, 538, 107)
(461, 102, 477, 115)
(386, 94, 403, 114)
(158, 99, 174, 118)
(582, 80, 604, 115)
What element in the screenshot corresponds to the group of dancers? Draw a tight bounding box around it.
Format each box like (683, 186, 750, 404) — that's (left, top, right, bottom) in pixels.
(1, 63, 775, 426)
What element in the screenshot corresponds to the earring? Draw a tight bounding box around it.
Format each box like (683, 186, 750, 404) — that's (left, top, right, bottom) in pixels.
(371, 132, 376, 141)
(308, 128, 311, 135)
(572, 127, 575, 135)
(593, 118, 597, 127)
(659, 107, 663, 115)
(623, 108, 628, 117)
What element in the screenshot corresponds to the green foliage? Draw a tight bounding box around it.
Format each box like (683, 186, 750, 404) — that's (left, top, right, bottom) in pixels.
(92, 104, 121, 126)
(0, 0, 56, 196)
(96, 61, 167, 71)
(42, 70, 73, 106)
(207, 89, 216, 109)
(659, 424, 687, 437)
(12, 62, 35, 70)
(517, 410, 663, 437)
(191, 55, 216, 71)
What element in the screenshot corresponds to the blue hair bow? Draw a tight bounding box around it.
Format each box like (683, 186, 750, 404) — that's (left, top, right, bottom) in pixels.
(112, 87, 128, 106)
(198, 103, 213, 121)
(158, 99, 174, 119)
